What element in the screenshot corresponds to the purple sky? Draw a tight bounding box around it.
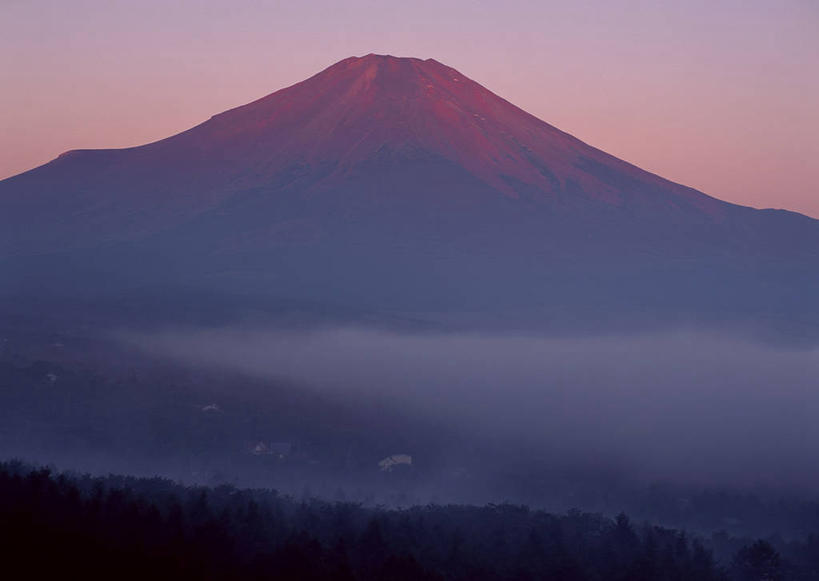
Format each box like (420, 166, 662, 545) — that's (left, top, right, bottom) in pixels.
(2, 0, 817, 217)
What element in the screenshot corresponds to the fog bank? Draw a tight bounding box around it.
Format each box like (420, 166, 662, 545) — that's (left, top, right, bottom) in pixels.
(124, 327, 819, 492)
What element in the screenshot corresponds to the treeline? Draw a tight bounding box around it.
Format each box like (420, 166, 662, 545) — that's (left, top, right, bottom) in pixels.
(2, 462, 814, 580)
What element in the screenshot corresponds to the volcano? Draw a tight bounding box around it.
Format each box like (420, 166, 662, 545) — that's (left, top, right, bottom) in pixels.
(1, 54, 818, 333)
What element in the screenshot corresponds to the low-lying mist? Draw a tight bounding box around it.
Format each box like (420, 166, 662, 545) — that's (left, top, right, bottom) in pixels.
(124, 326, 819, 494)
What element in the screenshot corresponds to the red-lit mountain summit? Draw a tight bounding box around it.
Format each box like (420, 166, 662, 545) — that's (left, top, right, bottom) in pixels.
(0, 54, 728, 249)
(1, 55, 818, 331)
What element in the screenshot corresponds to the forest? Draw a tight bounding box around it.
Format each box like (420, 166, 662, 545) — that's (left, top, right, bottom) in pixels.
(2, 461, 818, 580)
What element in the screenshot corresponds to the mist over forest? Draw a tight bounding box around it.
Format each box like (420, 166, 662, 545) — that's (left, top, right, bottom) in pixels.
(125, 325, 819, 493)
(4, 319, 819, 578)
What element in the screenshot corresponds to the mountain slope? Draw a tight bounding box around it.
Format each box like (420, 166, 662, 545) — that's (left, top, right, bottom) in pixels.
(1, 54, 818, 333)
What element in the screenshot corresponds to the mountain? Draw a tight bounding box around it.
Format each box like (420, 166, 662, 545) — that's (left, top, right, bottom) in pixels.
(1, 54, 818, 335)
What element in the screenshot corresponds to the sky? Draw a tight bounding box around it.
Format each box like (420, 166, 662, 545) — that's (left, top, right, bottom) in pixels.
(1, 0, 817, 217)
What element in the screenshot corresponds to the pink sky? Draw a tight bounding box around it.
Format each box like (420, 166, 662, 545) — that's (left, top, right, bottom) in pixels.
(2, 0, 817, 217)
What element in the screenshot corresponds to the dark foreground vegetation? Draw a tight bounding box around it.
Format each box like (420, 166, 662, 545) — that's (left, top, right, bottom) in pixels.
(2, 462, 818, 580)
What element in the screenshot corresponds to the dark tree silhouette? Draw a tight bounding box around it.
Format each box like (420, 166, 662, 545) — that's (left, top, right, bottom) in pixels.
(14, 460, 819, 580)
(731, 540, 783, 581)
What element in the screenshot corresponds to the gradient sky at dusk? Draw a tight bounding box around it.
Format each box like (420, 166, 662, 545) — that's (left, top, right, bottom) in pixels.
(2, 0, 817, 217)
